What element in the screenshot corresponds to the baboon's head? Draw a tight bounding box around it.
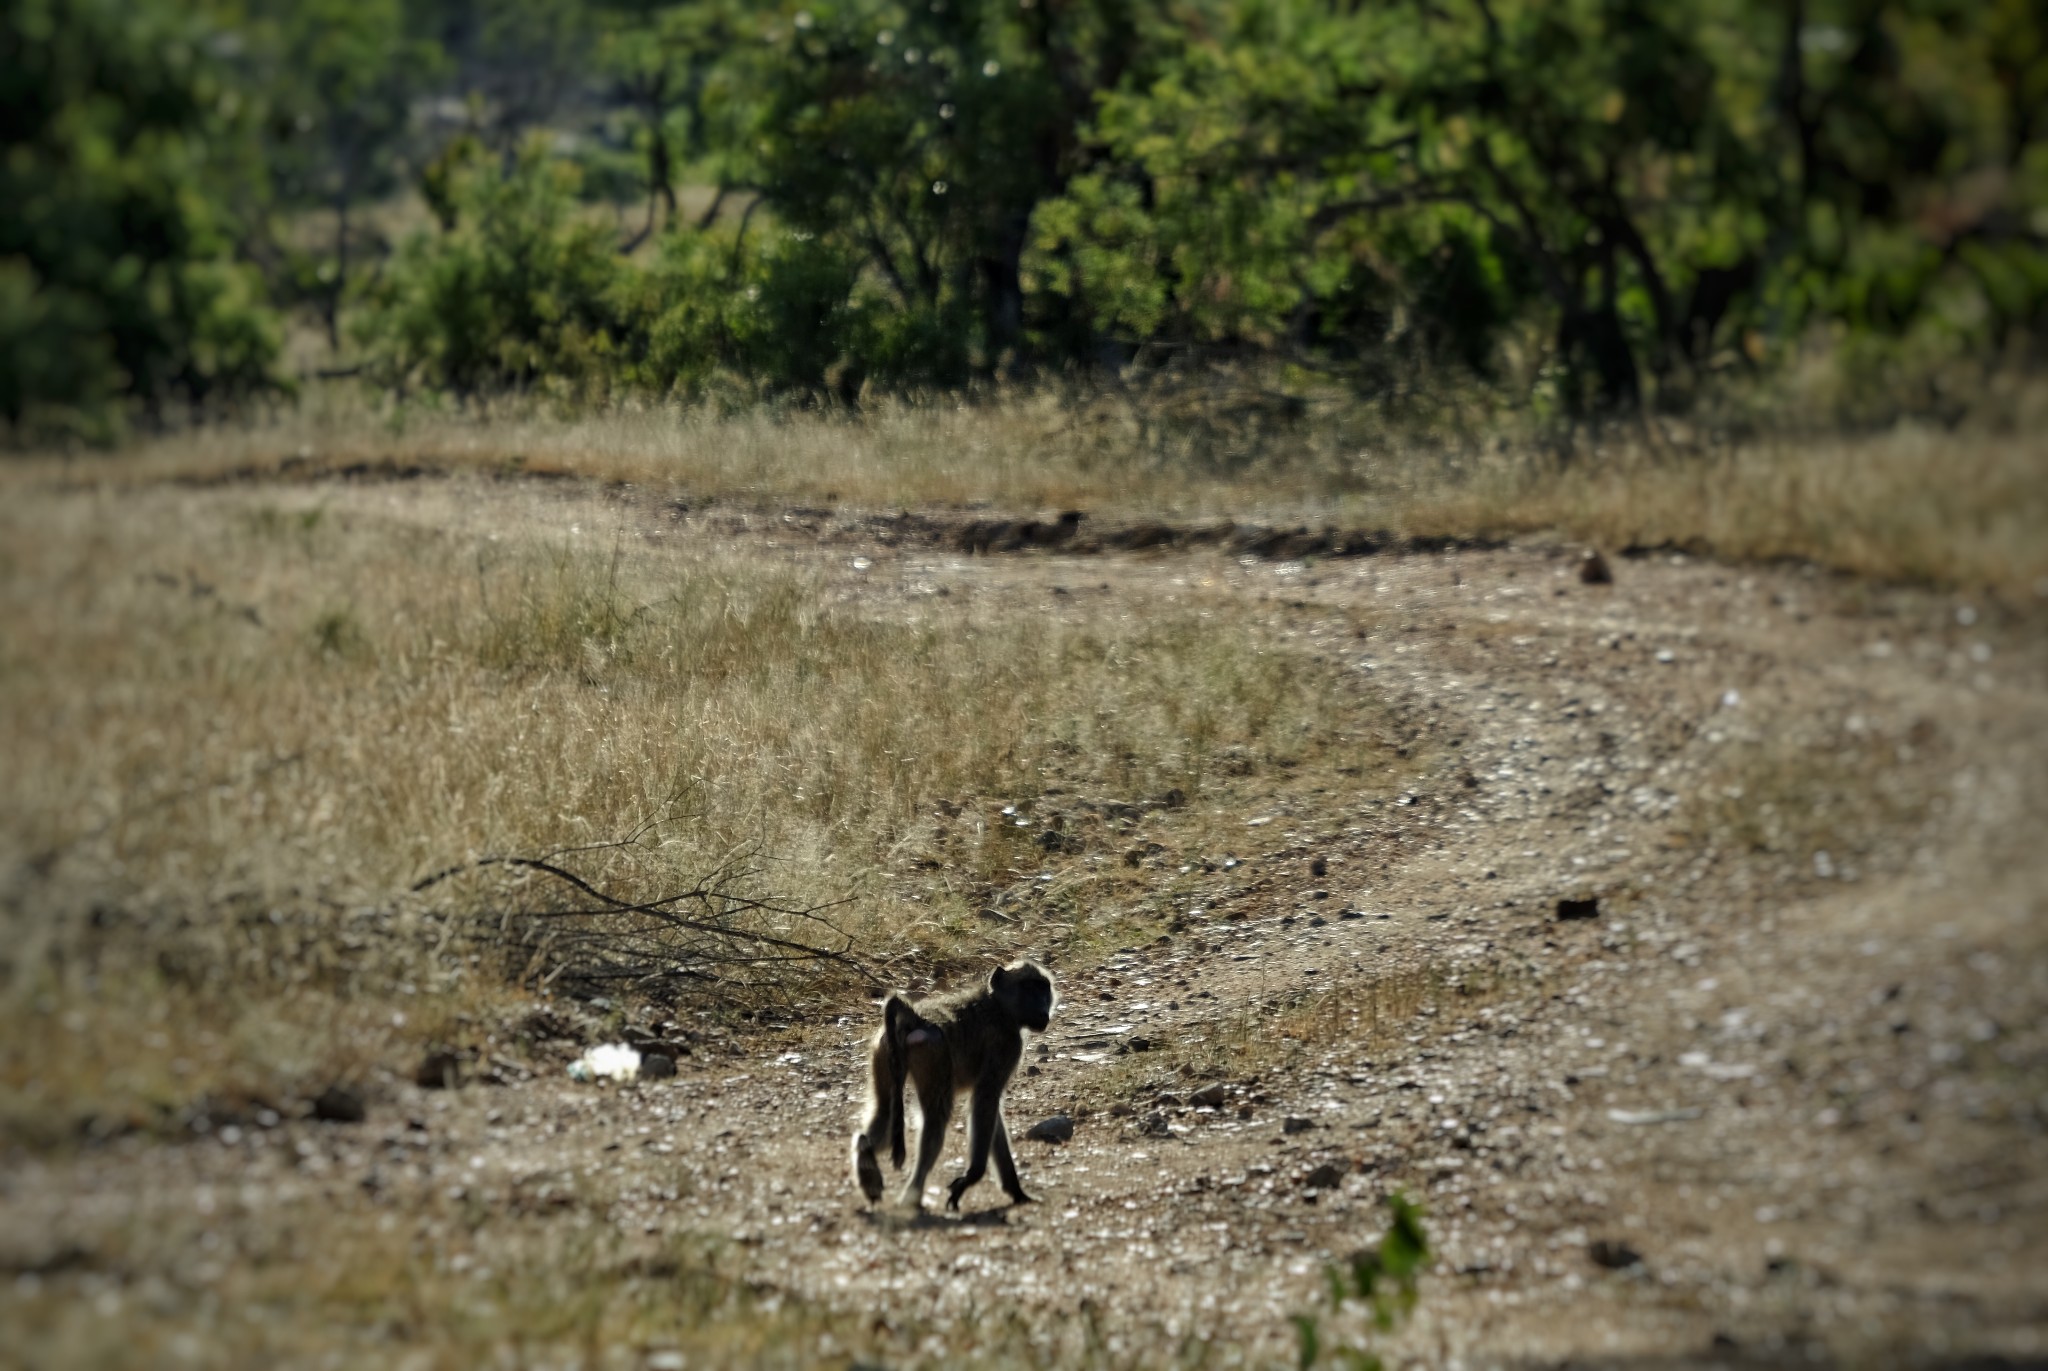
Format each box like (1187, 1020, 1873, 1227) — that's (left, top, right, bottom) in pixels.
(991, 961, 1057, 1033)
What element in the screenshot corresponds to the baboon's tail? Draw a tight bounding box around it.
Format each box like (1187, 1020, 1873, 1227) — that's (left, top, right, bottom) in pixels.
(883, 994, 915, 1169)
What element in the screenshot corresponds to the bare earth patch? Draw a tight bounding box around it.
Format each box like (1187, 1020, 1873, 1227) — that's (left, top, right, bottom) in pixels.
(3, 473, 2044, 1369)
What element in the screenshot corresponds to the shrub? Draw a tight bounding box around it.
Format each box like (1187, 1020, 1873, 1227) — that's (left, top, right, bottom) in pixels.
(634, 228, 867, 400)
(356, 147, 630, 400)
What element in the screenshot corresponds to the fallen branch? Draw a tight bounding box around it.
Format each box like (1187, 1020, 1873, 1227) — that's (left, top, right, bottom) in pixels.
(413, 847, 881, 997)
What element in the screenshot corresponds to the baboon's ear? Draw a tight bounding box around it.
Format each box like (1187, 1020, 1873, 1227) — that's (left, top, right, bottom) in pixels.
(988, 966, 1008, 994)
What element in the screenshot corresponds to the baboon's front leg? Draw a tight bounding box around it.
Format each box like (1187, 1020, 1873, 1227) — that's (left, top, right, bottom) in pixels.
(992, 1111, 1031, 1204)
(946, 1080, 1003, 1210)
(901, 1077, 952, 1209)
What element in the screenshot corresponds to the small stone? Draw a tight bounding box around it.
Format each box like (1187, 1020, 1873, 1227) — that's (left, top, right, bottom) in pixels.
(1154, 1091, 1184, 1108)
(1555, 896, 1600, 921)
(1589, 1238, 1644, 1269)
(1109, 1102, 1135, 1118)
(1139, 1111, 1171, 1137)
(639, 1052, 677, 1080)
(1607, 1106, 1703, 1125)
(414, 1052, 461, 1090)
(1309, 856, 1328, 878)
(311, 1085, 366, 1124)
(1282, 1116, 1315, 1135)
(1190, 1082, 1228, 1108)
(1025, 1114, 1074, 1143)
(1302, 1162, 1346, 1191)
(1127, 1036, 1154, 1052)
(1580, 549, 1613, 584)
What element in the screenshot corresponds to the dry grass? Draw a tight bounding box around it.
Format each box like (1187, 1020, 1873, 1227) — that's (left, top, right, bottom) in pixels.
(7, 1200, 871, 1369)
(0, 474, 1404, 1144)
(7, 1193, 1212, 1371)
(1062, 959, 1510, 1122)
(4, 385, 2039, 1143)
(7, 384, 2038, 1142)
(30, 383, 2046, 600)
(1410, 425, 2048, 605)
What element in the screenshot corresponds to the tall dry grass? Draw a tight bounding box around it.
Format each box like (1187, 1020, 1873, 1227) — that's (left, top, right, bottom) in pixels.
(0, 474, 1401, 1140)
(1409, 425, 2048, 603)
(36, 384, 2048, 601)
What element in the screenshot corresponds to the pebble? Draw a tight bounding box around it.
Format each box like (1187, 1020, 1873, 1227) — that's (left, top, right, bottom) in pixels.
(414, 1051, 461, 1090)
(311, 1086, 365, 1124)
(1026, 1115, 1075, 1143)
(1589, 1238, 1645, 1269)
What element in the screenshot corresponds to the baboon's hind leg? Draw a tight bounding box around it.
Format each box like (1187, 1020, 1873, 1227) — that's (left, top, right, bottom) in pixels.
(901, 1076, 953, 1210)
(850, 1032, 893, 1203)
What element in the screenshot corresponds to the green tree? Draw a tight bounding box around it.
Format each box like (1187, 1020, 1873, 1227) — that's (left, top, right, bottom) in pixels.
(257, 0, 445, 350)
(357, 146, 628, 399)
(0, 0, 283, 441)
(720, 0, 1150, 384)
(418, 0, 593, 152)
(594, 2, 748, 246)
(1032, 0, 2047, 416)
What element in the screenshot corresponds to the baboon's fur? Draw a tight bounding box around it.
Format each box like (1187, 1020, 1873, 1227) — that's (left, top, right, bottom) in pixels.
(850, 961, 1057, 1210)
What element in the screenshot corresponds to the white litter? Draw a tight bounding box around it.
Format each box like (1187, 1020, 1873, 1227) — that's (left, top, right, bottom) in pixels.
(567, 1043, 643, 1083)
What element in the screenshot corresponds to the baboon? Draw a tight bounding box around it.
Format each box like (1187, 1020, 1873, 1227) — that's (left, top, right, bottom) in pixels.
(851, 961, 1057, 1211)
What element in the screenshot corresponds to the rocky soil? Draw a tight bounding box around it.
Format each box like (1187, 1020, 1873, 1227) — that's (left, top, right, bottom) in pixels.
(6, 517, 2045, 1369)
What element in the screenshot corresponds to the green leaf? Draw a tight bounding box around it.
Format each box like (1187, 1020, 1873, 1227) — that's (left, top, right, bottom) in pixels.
(1292, 1312, 1321, 1369)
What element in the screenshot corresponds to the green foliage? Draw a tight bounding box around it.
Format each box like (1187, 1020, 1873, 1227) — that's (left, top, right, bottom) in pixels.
(594, 2, 747, 234)
(635, 228, 868, 398)
(1035, 0, 2047, 415)
(1294, 1192, 1429, 1370)
(0, 0, 284, 442)
(417, 0, 593, 147)
(720, 0, 1150, 381)
(357, 148, 630, 398)
(3, 0, 2042, 431)
(252, 0, 446, 346)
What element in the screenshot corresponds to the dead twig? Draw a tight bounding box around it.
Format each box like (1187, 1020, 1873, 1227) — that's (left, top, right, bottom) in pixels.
(412, 849, 881, 994)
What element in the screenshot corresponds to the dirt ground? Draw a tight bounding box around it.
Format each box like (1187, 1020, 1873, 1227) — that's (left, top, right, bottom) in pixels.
(5, 493, 2046, 1369)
